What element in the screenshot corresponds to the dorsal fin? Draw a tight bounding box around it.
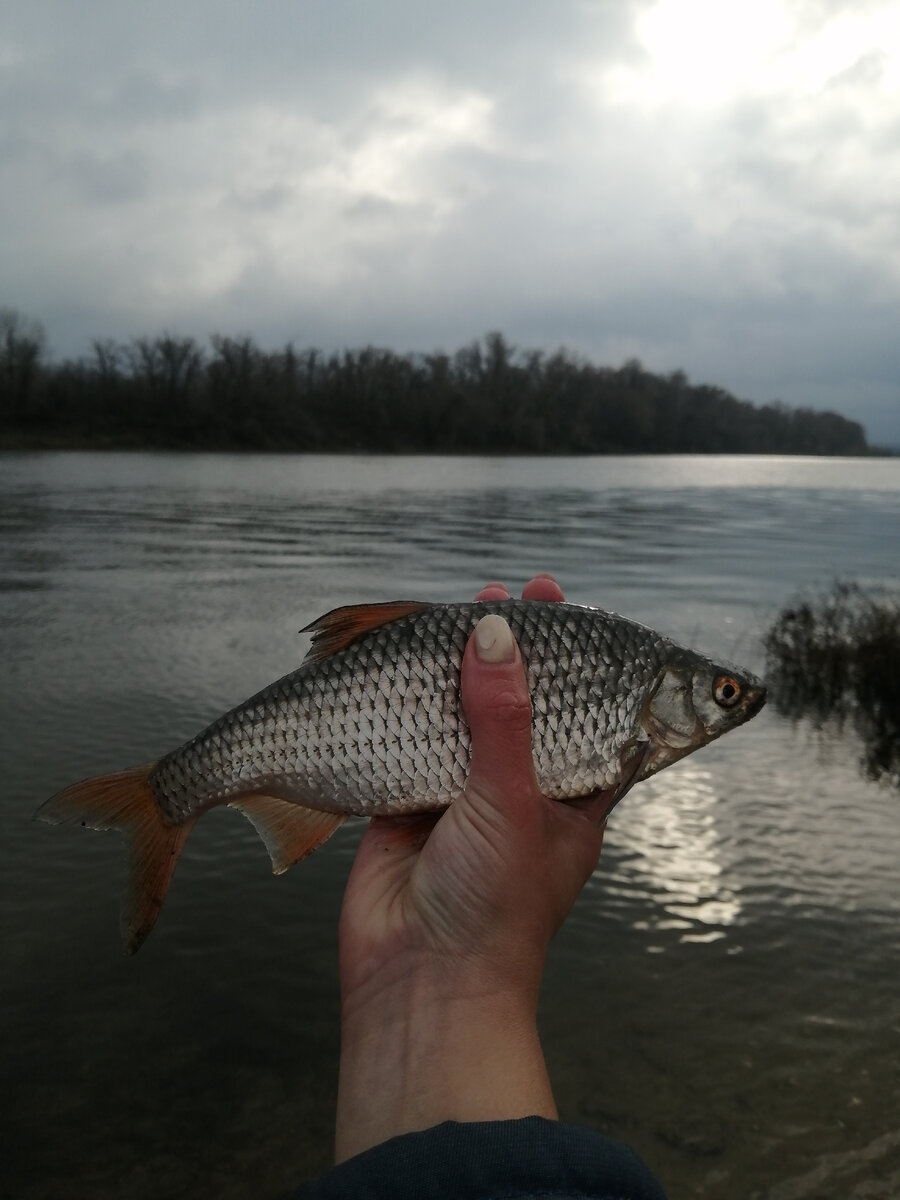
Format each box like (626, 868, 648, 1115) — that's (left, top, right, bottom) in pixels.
(300, 601, 429, 661)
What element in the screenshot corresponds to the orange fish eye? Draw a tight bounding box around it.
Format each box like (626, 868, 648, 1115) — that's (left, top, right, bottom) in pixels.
(713, 675, 742, 708)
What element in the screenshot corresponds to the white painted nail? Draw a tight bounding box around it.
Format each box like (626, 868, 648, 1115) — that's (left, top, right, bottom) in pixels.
(474, 614, 515, 663)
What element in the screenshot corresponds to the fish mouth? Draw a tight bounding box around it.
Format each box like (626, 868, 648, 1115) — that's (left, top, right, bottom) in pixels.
(743, 682, 768, 720)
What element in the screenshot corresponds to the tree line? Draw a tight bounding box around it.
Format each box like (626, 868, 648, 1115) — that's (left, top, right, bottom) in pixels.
(0, 309, 870, 454)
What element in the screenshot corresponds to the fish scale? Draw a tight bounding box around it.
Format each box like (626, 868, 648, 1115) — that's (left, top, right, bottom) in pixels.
(38, 596, 766, 952)
(147, 599, 669, 821)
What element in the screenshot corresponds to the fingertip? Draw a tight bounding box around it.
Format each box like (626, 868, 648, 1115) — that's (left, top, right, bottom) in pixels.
(475, 581, 510, 601)
(522, 574, 564, 602)
(474, 613, 516, 663)
(461, 623, 536, 800)
(364, 812, 441, 853)
(461, 622, 529, 728)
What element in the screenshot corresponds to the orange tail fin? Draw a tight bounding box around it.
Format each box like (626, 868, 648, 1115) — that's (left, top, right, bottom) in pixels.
(35, 764, 194, 954)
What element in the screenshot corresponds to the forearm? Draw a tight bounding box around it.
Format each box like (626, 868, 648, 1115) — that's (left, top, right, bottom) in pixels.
(335, 972, 557, 1163)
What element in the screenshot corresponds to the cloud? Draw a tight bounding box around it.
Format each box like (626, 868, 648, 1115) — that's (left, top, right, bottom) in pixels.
(65, 148, 150, 204)
(0, 0, 898, 442)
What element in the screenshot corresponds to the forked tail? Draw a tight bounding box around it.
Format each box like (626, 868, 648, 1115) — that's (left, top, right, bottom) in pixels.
(35, 764, 195, 954)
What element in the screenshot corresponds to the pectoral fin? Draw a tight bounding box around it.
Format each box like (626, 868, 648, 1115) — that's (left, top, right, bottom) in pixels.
(604, 739, 659, 819)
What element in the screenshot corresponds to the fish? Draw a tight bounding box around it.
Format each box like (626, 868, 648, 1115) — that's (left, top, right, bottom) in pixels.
(36, 598, 766, 953)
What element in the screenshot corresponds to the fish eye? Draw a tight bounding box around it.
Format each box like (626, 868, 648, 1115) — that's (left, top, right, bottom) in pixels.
(713, 675, 742, 708)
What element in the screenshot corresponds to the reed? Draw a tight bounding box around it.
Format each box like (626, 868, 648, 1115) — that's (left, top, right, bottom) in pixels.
(764, 582, 900, 785)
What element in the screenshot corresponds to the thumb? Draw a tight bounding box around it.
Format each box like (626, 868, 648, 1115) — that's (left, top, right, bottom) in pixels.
(461, 615, 540, 811)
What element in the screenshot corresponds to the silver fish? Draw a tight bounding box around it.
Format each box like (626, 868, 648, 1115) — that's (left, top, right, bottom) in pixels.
(37, 599, 766, 952)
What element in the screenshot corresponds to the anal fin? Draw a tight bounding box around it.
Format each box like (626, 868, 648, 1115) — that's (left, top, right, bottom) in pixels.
(228, 795, 345, 873)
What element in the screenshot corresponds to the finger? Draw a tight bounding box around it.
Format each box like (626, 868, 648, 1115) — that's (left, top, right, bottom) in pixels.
(474, 581, 510, 601)
(566, 790, 617, 827)
(522, 573, 564, 602)
(365, 812, 442, 853)
(461, 615, 539, 808)
(346, 812, 442, 896)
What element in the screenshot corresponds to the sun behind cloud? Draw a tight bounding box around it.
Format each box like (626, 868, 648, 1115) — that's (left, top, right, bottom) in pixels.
(608, 0, 899, 107)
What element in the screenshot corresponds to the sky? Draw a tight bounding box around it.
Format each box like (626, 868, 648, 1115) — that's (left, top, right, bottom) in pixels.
(1, 0, 899, 444)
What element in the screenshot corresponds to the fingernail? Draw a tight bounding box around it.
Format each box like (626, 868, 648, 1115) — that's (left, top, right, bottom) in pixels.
(474, 614, 515, 663)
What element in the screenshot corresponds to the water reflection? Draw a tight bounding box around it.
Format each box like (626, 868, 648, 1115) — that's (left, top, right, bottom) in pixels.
(597, 763, 741, 948)
(3, 452, 900, 1200)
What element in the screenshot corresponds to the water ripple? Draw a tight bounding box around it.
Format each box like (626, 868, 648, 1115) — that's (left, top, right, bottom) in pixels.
(3, 451, 900, 1200)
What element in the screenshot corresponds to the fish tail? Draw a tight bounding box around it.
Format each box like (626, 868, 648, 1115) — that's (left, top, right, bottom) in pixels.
(35, 764, 194, 955)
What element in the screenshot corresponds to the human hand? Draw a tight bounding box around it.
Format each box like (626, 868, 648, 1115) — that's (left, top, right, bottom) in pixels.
(334, 575, 610, 1161)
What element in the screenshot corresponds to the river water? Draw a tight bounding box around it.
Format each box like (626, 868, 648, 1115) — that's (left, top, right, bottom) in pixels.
(1, 452, 898, 1199)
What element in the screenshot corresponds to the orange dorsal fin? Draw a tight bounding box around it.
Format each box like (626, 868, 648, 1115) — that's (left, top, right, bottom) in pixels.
(35, 762, 194, 955)
(300, 601, 428, 661)
(227, 794, 346, 873)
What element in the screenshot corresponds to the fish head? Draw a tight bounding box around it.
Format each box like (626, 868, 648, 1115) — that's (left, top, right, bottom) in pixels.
(688, 655, 767, 741)
(641, 649, 767, 773)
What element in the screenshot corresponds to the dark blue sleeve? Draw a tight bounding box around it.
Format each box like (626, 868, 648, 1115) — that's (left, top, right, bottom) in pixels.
(293, 1116, 667, 1199)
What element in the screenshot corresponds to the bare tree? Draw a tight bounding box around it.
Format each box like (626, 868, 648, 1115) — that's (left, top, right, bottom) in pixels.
(126, 333, 203, 410)
(0, 308, 46, 420)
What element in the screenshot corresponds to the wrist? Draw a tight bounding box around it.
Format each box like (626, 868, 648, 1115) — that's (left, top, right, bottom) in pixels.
(335, 962, 556, 1163)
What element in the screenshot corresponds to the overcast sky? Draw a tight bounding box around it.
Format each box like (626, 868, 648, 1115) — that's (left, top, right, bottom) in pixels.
(2, 1, 898, 443)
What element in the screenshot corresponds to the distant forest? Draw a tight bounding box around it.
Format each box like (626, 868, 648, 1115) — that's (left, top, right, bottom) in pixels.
(0, 308, 871, 454)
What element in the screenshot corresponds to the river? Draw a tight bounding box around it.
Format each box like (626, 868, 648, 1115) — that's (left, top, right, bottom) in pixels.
(1, 452, 898, 1199)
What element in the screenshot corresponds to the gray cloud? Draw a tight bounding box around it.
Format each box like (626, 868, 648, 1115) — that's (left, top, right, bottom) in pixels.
(65, 148, 149, 204)
(0, 0, 897, 443)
